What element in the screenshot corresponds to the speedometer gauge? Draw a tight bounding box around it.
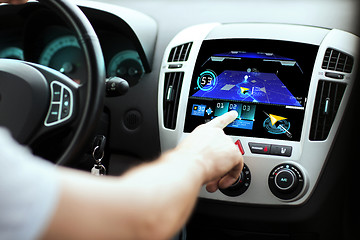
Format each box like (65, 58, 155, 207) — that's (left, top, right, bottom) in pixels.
(0, 47, 24, 60)
(39, 35, 85, 83)
(107, 50, 145, 86)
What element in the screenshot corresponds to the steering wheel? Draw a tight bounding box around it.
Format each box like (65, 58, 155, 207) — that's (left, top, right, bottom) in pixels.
(0, 0, 105, 166)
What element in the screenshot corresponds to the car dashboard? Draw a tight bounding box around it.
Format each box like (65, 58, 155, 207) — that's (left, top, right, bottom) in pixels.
(159, 23, 359, 206)
(1, 0, 359, 239)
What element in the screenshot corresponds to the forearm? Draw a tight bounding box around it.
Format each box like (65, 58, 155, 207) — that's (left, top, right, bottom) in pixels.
(43, 149, 206, 240)
(119, 149, 206, 239)
(42, 111, 242, 240)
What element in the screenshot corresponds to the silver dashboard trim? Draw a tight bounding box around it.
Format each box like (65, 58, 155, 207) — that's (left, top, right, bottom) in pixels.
(158, 23, 359, 205)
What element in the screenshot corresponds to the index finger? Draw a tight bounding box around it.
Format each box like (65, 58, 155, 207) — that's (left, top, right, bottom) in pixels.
(205, 110, 238, 129)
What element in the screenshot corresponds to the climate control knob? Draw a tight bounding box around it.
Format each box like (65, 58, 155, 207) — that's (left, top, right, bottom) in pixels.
(268, 164, 304, 200)
(274, 168, 297, 191)
(220, 164, 251, 197)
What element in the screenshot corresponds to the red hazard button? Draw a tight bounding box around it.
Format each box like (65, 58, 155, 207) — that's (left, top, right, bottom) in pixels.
(235, 139, 245, 155)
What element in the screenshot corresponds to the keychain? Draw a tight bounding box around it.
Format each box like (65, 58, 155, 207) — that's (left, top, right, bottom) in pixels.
(91, 136, 107, 176)
(91, 146, 106, 175)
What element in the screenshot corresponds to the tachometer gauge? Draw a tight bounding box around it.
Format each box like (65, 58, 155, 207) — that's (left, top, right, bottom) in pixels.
(107, 50, 145, 86)
(0, 47, 24, 60)
(39, 35, 85, 83)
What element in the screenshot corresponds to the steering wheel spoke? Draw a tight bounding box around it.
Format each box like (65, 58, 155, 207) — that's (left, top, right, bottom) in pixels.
(0, 59, 78, 144)
(25, 62, 81, 146)
(26, 62, 79, 128)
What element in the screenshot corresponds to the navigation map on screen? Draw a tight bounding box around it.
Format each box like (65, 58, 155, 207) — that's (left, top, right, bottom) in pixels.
(192, 69, 302, 107)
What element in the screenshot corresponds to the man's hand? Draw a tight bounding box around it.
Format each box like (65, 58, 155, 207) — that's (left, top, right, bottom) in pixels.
(39, 110, 243, 240)
(0, 0, 27, 4)
(176, 110, 244, 193)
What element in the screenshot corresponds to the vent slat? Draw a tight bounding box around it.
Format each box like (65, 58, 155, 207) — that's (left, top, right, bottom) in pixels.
(168, 42, 193, 62)
(344, 56, 354, 73)
(322, 48, 354, 73)
(176, 44, 185, 61)
(163, 72, 184, 129)
(322, 49, 332, 69)
(310, 80, 346, 141)
(312, 81, 325, 140)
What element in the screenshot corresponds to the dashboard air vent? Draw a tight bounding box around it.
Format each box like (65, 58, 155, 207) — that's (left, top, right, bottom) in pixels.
(163, 72, 184, 129)
(322, 48, 354, 73)
(168, 42, 193, 62)
(310, 80, 346, 141)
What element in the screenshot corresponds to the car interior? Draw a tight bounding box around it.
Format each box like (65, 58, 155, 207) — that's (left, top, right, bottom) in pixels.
(0, 0, 359, 239)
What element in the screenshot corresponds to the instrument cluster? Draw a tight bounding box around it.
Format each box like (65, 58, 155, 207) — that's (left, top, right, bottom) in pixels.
(0, 9, 145, 86)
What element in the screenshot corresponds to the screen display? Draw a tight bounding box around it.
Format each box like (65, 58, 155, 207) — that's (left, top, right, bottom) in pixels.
(184, 39, 318, 141)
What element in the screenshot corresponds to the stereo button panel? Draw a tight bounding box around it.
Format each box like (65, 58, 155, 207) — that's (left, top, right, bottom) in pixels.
(44, 81, 73, 126)
(249, 142, 292, 157)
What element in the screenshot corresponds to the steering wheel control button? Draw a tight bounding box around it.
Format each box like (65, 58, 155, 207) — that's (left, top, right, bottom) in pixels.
(45, 81, 73, 126)
(63, 89, 70, 103)
(270, 145, 292, 157)
(248, 142, 292, 157)
(47, 104, 60, 123)
(235, 139, 245, 155)
(52, 84, 62, 101)
(248, 142, 270, 155)
(61, 103, 70, 119)
(268, 164, 305, 200)
(220, 164, 251, 197)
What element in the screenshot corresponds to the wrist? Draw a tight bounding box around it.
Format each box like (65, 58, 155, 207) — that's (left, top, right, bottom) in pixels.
(164, 147, 208, 186)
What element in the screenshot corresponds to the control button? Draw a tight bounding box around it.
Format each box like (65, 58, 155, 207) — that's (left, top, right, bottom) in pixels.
(268, 164, 305, 200)
(270, 145, 292, 157)
(249, 143, 292, 157)
(45, 81, 74, 127)
(275, 169, 297, 191)
(220, 164, 251, 197)
(235, 139, 245, 155)
(61, 102, 70, 119)
(61, 89, 71, 119)
(52, 83, 62, 102)
(46, 104, 60, 124)
(168, 64, 183, 69)
(63, 89, 70, 102)
(248, 142, 270, 154)
(325, 72, 344, 79)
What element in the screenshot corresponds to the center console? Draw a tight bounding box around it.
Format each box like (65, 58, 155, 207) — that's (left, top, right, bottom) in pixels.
(158, 23, 359, 205)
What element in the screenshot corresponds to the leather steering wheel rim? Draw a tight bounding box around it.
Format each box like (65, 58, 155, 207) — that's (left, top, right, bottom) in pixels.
(37, 0, 105, 166)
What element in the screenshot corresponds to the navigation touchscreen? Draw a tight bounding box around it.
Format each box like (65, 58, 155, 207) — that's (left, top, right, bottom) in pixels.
(184, 39, 318, 141)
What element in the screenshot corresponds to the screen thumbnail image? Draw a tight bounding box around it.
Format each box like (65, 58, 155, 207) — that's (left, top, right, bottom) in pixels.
(191, 102, 256, 130)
